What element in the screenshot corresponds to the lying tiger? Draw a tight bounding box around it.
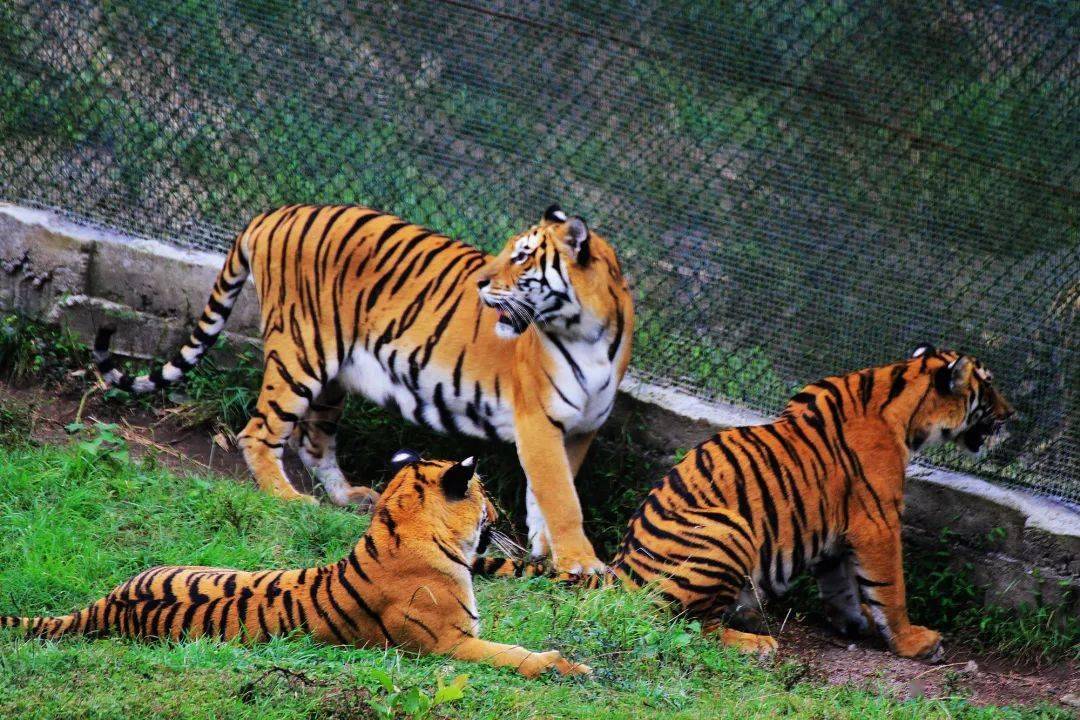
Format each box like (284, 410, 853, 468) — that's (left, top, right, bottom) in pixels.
(477, 346, 1014, 661)
(1, 451, 590, 678)
(94, 203, 634, 577)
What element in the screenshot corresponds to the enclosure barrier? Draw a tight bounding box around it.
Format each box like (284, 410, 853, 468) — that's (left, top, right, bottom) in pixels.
(0, 1, 1076, 504)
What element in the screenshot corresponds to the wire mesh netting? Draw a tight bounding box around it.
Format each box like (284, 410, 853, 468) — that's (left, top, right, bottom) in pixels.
(0, 1, 1076, 502)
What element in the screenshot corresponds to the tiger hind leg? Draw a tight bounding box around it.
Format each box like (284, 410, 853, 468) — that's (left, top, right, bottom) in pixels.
(293, 381, 378, 509)
(447, 637, 591, 678)
(812, 550, 871, 637)
(238, 360, 318, 503)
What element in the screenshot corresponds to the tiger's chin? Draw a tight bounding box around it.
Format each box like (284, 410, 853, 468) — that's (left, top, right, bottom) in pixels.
(493, 310, 532, 338)
(495, 317, 525, 338)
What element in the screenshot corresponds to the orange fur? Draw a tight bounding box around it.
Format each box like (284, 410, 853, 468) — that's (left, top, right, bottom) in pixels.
(95, 204, 633, 575)
(0, 453, 590, 678)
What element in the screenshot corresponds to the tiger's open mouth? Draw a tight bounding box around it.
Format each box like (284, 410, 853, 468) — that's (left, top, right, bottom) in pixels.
(481, 297, 534, 334)
(962, 418, 1007, 453)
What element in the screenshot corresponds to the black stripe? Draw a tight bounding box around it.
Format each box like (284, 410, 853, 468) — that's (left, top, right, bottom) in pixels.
(542, 368, 580, 410)
(308, 571, 350, 645)
(332, 212, 383, 265)
(880, 365, 907, 411)
(404, 614, 439, 642)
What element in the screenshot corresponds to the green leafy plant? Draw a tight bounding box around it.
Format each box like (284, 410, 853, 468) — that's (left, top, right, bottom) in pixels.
(73, 421, 130, 465)
(0, 313, 88, 384)
(363, 668, 468, 719)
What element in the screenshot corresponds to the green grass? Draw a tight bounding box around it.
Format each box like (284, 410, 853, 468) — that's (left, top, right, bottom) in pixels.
(0, 439, 1070, 720)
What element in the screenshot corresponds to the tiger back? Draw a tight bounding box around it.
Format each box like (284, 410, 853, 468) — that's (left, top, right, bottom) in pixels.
(0, 451, 590, 678)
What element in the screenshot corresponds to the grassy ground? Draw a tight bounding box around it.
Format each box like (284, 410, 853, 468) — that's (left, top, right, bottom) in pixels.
(0, 436, 1071, 720)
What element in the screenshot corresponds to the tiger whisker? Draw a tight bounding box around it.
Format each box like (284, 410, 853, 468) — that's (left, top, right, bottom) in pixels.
(487, 529, 526, 561)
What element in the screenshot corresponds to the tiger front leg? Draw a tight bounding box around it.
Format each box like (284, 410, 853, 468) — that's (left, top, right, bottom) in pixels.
(522, 432, 597, 561)
(812, 550, 872, 638)
(847, 522, 943, 661)
(514, 414, 603, 577)
(447, 637, 592, 678)
(524, 484, 551, 560)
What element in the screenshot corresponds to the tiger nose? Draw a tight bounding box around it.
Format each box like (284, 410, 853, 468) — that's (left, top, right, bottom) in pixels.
(476, 278, 491, 290)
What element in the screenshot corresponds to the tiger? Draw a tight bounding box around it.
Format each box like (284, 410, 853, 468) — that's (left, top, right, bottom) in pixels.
(94, 203, 634, 576)
(475, 346, 1014, 661)
(0, 450, 591, 678)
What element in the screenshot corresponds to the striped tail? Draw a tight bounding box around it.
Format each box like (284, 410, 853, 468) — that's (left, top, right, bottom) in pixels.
(93, 239, 251, 394)
(1, 597, 113, 639)
(472, 556, 619, 589)
(471, 556, 549, 578)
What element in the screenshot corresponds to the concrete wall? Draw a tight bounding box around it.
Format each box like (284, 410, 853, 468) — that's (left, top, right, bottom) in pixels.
(2, 203, 1077, 615)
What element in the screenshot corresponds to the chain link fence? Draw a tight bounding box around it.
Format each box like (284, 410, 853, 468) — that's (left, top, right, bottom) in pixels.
(1, 1, 1076, 503)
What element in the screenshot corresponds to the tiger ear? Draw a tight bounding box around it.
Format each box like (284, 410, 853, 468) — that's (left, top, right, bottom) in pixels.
(542, 204, 568, 224)
(912, 343, 936, 358)
(389, 448, 421, 473)
(565, 217, 591, 265)
(441, 456, 477, 501)
(935, 356, 973, 396)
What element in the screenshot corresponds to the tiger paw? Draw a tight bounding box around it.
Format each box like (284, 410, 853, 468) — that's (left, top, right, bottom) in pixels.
(891, 625, 943, 662)
(719, 628, 778, 657)
(345, 486, 380, 512)
(552, 549, 606, 581)
(518, 650, 592, 678)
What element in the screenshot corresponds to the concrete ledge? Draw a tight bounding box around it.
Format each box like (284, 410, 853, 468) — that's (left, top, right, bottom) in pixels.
(0, 204, 260, 358)
(2, 202, 1077, 613)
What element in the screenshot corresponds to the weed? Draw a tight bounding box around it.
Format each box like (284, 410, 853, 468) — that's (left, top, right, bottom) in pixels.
(0, 314, 88, 384)
(363, 667, 468, 719)
(0, 443, 1072, 719)
(0, 314, 1074, 664)
(172, 344, 263, 432)
(0, 403, 35, 447)
(70, 421, 131, 465)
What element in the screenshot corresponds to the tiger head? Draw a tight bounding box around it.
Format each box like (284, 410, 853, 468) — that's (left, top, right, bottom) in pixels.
(906, 345, 1015, 453)
(477, 205, 624, 340)
(376, 450, 499, 561)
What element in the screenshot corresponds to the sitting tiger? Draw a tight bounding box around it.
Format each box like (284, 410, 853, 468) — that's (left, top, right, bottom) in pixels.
(94, 203, 634, 576)
(0, 451, 590, 678)
(476, 346, 1014, 661)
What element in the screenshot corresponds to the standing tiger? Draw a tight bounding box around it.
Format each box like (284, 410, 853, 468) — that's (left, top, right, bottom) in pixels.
(477, 346, 1014, 661)
(0, 451, 590, 678)
(94, 203, 634, 576)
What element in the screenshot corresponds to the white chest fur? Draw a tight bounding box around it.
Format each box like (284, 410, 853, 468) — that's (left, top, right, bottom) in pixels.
(538, 332, 620, 436)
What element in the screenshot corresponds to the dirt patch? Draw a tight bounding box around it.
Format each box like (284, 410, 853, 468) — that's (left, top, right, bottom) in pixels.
(1, 378, 1077, 710)
(0, 379, 310, 493)
(777, 621, 1078, 709)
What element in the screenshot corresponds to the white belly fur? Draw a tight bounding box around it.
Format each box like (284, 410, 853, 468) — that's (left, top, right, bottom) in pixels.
(337, 346, 517, 442)
(337, 335, 618, 443)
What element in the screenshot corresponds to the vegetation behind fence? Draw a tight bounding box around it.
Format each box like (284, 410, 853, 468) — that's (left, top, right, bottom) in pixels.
(0, 0, 1076, 501)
